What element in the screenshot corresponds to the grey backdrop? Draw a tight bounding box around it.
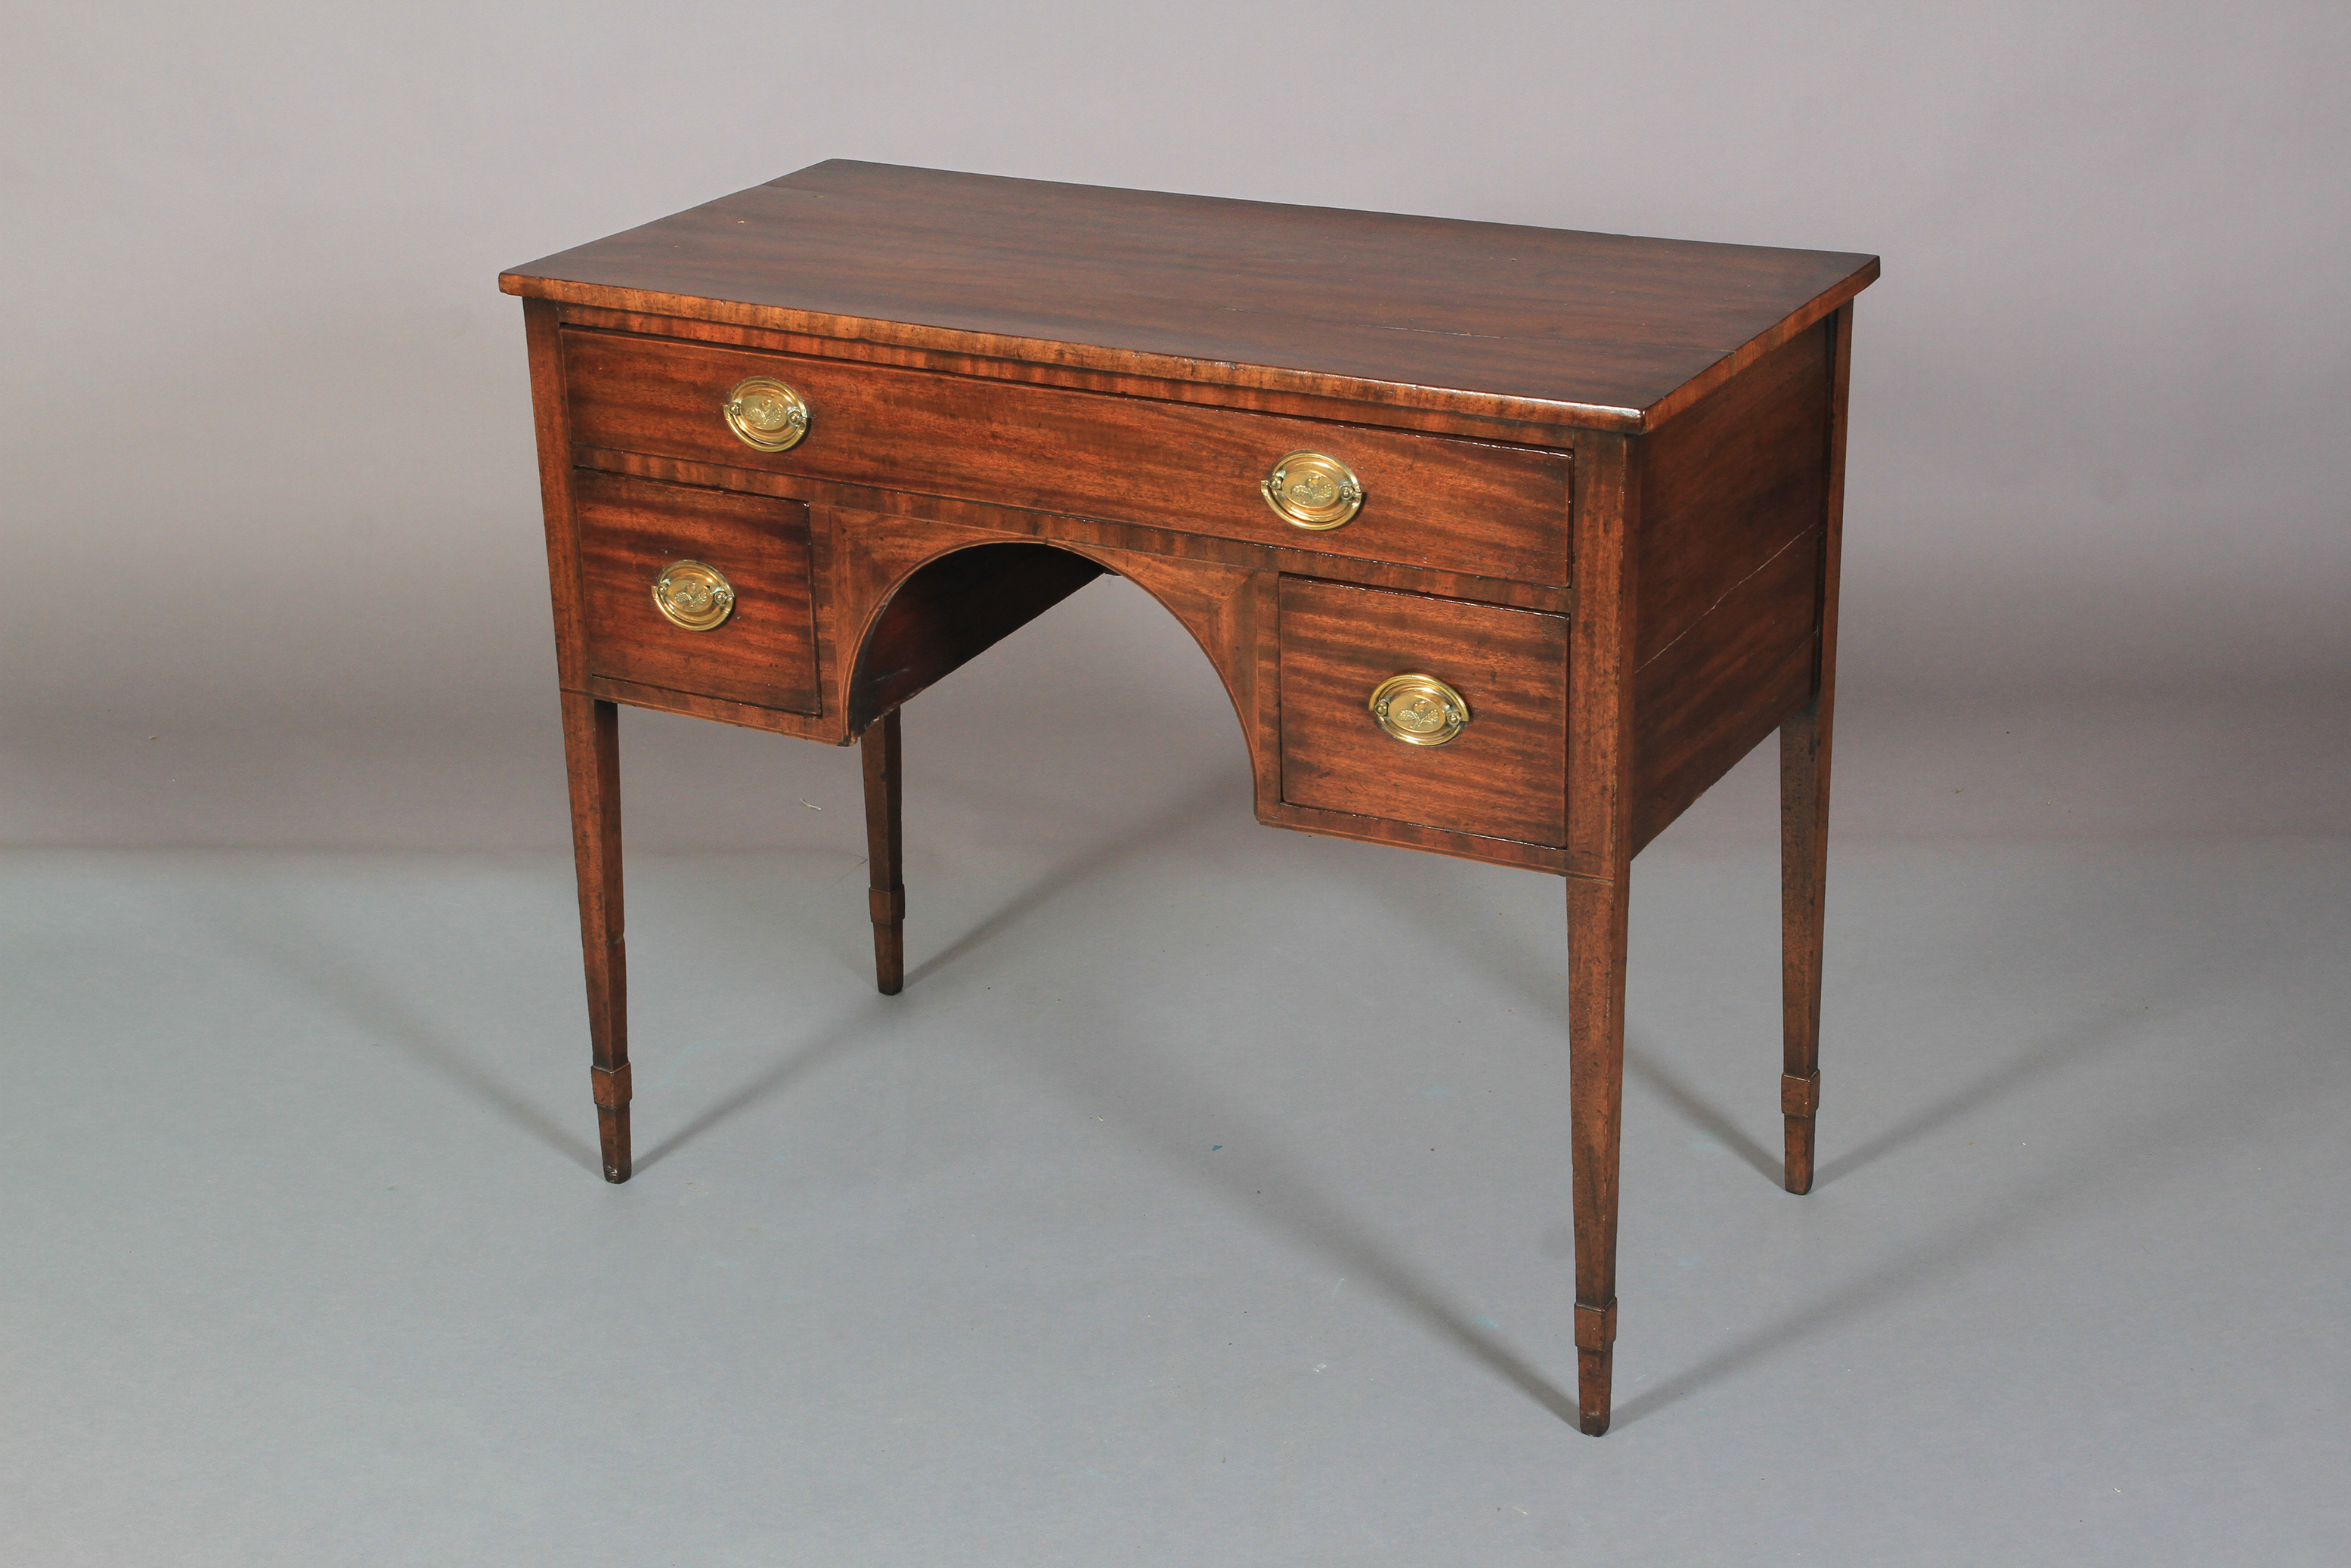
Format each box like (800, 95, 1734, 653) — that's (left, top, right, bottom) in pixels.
(8, 7, 2351, 1563)
(5, 0, 2345, 851)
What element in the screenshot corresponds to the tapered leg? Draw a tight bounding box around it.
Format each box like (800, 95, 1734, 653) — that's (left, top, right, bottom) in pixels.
(1779, 695, 1832, 1195)
(860, 707, 906, 996)
(1780, 299, 1854, 1197)
(1567, 872, 1631, 1436)
(1562, 430, 1639, 1436)
(560, 693, 630, 1182)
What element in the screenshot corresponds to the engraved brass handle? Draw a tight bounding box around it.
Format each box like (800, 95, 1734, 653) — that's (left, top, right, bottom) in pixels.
(722, 376, 810, 452)
(652, 560, 736, 631)
(1262, 451, 1363, 530)
(1368, 673, 1470, 746)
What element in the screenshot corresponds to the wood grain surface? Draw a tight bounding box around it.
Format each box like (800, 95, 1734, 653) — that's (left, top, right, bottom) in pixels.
(513, 169, 1879, 1439)
(505, 161, 1877, 432)
(562, 327, 1572, 585)
(1625, 313, 1835, 851)
(1561, 431, 1640, 1437)
(1634, 320, 1831, 665)
(1631, 528, 1823, 853)
(573, 469, 821, 715)
(555, 301, 1594, 447)
(575, 445, 1572, 615)
(1780, 301, 1858, 1195)
(559, 692, 630, 1184)
(1278, 576, 1568, 847)
(861, 708, 906, 997)
(847, 541, 1105, 731)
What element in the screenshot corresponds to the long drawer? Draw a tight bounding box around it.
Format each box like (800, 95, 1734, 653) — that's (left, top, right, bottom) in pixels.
(561, 328, 1572, 586)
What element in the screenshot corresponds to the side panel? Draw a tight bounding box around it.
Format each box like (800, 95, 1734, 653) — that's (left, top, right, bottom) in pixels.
(1629, 321, 1835, 851)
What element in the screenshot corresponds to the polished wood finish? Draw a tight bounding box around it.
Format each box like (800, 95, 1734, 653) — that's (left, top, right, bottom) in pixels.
(1562, 432, 1638, 1435)
(1631, 528, 1822, 853)
(1634, 322, 1832, 664)
(507, 163, 1876, 1435)
(1278, 577, 1569, 847)
(1780, 302, 1857, 1195)
(532, 296, 632, 1185)
(578, 445, 1574, 615)
(1629, 320, 1834, 851)
(558, 299, 1579, 447)
(861, 708, 906, 996)
(574, 469, 820, 714)
(847, 542, 1105, 733)
(504, 161, 1876, 433)
(561, 327, 1574, 585)
(559, 692, 630, 1183)
(524, 299, 589, 692)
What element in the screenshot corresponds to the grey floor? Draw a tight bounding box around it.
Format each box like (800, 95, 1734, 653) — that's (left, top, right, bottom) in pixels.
(7, 803, 2349, 1561)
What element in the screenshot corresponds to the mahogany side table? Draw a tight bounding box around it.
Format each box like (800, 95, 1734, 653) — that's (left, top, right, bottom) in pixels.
(502, 162, 1877, 1435)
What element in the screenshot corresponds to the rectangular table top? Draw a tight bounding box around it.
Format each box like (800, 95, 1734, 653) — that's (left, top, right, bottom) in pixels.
(503, 160, 1876, 433)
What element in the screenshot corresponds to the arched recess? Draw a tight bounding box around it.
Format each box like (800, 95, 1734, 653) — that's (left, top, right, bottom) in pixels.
(841, 538, 1264, 777)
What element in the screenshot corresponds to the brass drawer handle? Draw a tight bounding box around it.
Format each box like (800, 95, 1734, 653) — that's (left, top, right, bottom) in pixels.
(722, 376, 810, 452)
(652, 560, 736, 631)
(1369, 673, 1470, 746)
(1262, 450, 1362, 530)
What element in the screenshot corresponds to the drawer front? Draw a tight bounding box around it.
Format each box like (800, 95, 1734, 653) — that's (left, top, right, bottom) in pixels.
(562, 329, 1570, 586)
(574, 469, 820, 714)
(1279, 576, 1568, 847)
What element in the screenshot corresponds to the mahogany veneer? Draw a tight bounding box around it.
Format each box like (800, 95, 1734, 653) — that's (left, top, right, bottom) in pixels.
(503, 160, 1877, 1436)
(575, 470, 819, 714)
(1278, 577, 1570, 848)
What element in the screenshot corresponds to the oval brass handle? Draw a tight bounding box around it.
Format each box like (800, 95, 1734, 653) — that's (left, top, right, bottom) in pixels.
(652, 560, 736, 631)
(722, 376, 810, 452)
(1262, 450, 1363, 530)
(1368, 673, 1470, 746)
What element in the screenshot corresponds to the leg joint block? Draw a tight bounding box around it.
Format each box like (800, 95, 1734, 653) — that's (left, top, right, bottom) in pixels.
(590, 1061, 633, 1108)
(869, 886, 906, 924)
(1573, 1296, 1617, 1353)
(1782, 1069, 1821, 1118)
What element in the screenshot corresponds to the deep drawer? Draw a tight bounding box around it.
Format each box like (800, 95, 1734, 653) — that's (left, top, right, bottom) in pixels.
(574, 469, 820, 714)
(1278, 576, 1569, 848)
(562, 328, 1571, 586)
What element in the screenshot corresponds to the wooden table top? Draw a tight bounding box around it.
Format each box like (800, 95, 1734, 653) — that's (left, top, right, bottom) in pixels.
(503, 160, 1876, 433)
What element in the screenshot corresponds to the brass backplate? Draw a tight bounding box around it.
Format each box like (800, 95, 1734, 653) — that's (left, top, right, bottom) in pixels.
(723, 376, 810, 452)
(1368, 672, 1470, 746)
(652, 560, 736, 631)
(1262, 450, 1363, 530)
